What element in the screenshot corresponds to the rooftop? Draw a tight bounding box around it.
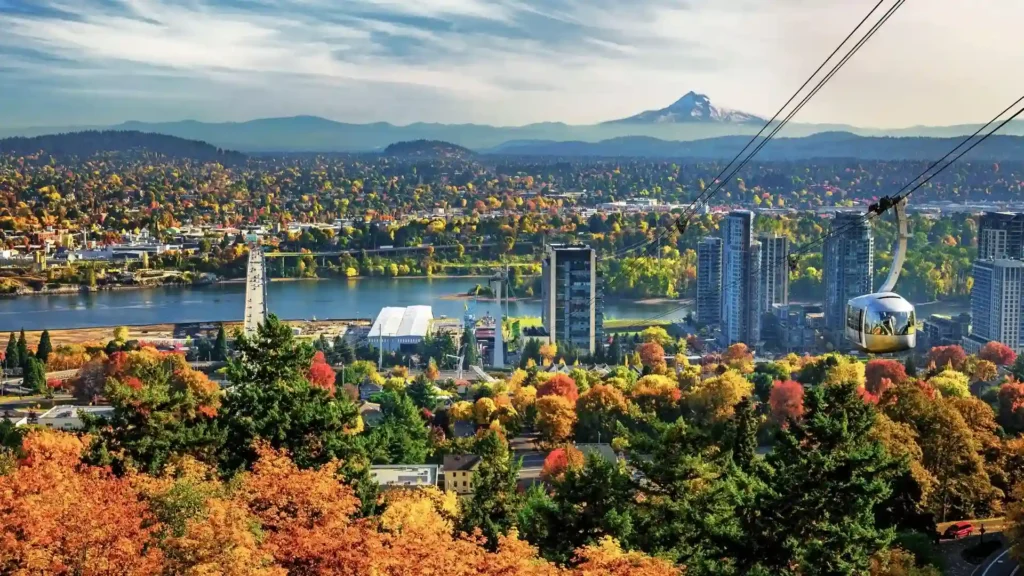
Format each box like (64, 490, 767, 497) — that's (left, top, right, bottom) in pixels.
(369, 305, 433, 338)
(370, 465, 439, 488)
(443, 454, 482, 471)
(39, 406, 115, 420)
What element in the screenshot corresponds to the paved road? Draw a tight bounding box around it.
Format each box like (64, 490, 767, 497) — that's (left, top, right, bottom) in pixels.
(978, 549, 1020, 576)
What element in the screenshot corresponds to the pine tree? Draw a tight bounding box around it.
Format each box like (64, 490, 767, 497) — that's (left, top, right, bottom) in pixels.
(407, 374, 438, 410)
(460, 430, 522, 549)
(16, 329, 29, 370)
(339, 338, 355, 365)
(903, 355, 918, 378)
(607, 335, 623, 365)
(731, 396, 758, 470)
(4, 333, 18, 371)
(213, 325, 228, 362)
(36, 331, 53, 364)
(22, 357, 47, 393)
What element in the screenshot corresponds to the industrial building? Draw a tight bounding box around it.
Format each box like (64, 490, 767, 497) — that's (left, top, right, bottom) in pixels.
(368, 306, 433, 353)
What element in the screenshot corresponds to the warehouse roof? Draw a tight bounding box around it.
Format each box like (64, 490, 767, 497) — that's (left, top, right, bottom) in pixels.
(369, 306, 433, 338)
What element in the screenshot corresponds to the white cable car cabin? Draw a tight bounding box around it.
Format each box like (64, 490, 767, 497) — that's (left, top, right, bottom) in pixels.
(845, 197, 917, 354)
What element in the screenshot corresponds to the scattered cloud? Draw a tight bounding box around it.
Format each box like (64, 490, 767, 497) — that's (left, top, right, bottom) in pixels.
(1, 0, 1023, 127)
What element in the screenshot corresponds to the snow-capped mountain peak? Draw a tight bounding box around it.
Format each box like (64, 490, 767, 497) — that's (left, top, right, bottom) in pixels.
(606, 91, 763, 124)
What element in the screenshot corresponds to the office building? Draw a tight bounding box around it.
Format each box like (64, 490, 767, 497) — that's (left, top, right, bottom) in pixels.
(758, 234, 790, 313)
(541, 244, 604, 353)
(978, 212, 1024, 260)
(921, 313, 971, 349)
(964, 259, 1024, 353)
(823, 213, 874, 343)
(721, 211, 762, 346)
(696, 237, 723, 326)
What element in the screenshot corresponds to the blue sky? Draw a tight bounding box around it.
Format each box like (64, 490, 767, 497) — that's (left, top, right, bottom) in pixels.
(1, 0, 1022, 128)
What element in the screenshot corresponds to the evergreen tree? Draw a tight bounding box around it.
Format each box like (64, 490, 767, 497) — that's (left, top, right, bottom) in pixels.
(363, 389, 430, 465)
(213, 325, 228, 362)
(462, 326, 479, 367)
(741, 383, 901, 575)
(22, 357, 47, 393)
(339, 338, 356, 365)
(36, 331, 53, 364)
(4, 333, 18, 371)
(16, 329, 29, 370)
(607, 335, 623, 365)
(407, 374, 438, 411)
(520, 338, 541, 368)
(731, 396, 758, 470)
(461, 430, 523, 550)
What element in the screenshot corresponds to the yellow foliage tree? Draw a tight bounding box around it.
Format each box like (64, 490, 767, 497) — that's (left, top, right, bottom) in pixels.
(687, 370, 753, 424)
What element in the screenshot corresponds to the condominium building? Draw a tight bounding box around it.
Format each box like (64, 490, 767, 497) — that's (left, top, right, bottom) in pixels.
(758, 234, 790, 314)
(696, 237, 723, 326)
(963, 259, 1024, 353)
(721, 211, 762, 346)
(540, 244, 604, 353)
(823, 213, 874, 343)
(978, 212, 1024, 260)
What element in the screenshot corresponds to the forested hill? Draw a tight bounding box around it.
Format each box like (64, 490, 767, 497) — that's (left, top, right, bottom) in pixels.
(383, 139, 475, 159)
(0, 130, 246, 163)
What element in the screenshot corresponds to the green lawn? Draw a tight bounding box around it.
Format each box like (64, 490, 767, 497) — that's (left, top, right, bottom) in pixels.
(603, 318, 672, 332)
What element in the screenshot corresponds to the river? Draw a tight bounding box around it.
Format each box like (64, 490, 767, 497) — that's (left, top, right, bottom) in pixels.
(0, 277, 694, 331)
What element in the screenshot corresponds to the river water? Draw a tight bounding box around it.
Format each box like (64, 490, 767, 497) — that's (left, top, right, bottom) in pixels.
(0, 277, 694, 331)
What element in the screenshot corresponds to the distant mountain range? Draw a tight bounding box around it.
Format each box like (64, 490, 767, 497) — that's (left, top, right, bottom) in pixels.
(0, 130, 246, 163)
(3, 91, 1024, 155)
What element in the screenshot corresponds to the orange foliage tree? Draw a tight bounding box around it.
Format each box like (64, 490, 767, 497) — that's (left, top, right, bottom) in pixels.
(927, 345, 967, 371)
(636, 341, 667, 372)
(865, 359, 907, 396)
(0, 430, 165, 575)
(542, 445, 585, 481)
(538, 373, 580, 404)
(999, 381, 1024, 433)
(536, 395, 578, 447)
(980, 341, 1017, 366)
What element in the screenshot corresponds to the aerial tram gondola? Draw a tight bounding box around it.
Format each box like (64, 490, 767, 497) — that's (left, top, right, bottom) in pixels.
(846, 196, 917, 354)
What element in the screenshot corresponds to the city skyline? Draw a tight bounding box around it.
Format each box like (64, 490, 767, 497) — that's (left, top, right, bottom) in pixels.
(2, 0, 1024, 128)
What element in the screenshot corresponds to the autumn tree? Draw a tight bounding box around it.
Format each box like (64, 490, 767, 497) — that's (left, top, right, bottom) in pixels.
(927, 369, 970, 398)
(539, 342, 558, 365)
(722, 342, 754, 374)
(998, 381, 1024, 433)
(631, 374, 682, 420)
(926, 345, 967, 371)
(980, 341, 1017, 366)
(542, 445, 585, 481)
(307, 351, 337, 395)
(1009, 487, 1024, 565)
(865, 359, 907, 396)
(575, 384, 628, 443)
(537, 373, 579, 404)
(536, 395, 577, 447)
(639, 326, 672, 347)
(0, 430, 165, 574)
(636, 341, 666, 372)
(687, 369, 752, 425)
(425, 357, 440, 381)
(83, 348, 224, 474)
(769, 380, 805, 426)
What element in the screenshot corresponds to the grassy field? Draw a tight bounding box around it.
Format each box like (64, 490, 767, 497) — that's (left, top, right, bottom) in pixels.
(603, 318, 672, 333)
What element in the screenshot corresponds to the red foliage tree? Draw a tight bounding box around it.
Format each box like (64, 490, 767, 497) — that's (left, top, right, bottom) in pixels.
(537, 374, 579, 404)
(306, 351, 336, 395)
(998, 380, 1024, 433)
(541, 445, 584, 481)
(865, 359, 907, 396)
(635, 342, 666, 371)
(926, 345, 967, 371)
(769, 380, 805, 425)
(979, 341, 1017, 366)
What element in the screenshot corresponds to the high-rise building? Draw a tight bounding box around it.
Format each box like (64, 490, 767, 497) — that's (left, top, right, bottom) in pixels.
(963, 259, 1024, 353)
(540, 244, 604, 353)
(978, 212, 1024, 260)
(721, 211, 762, 346)
(758, 234, 790, 313)
(696, 237, 723, 326)
(823, 213, 874, 343)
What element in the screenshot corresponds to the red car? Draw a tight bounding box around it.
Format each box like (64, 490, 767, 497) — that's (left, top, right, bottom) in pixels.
(943, 522, 974, 539)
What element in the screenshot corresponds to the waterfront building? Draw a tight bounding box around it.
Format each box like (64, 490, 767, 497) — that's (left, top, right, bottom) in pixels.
(696, 237, 723, 326)
(368, 306, 433, 353)
(823, 213, 874, 345)
(540, 244, 604, 354)
(963, 259, 1024, 353)
(721, 211, 762, 347)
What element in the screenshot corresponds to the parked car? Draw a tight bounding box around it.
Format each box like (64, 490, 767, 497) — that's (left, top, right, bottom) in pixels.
(943, 522, 974, 539)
